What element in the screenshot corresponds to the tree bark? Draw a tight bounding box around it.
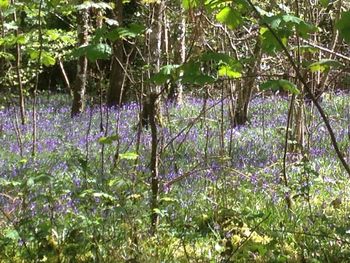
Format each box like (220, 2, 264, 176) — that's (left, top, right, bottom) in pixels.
(107, 0, 124, 107)
(11, 0, 25, 124)
(71, 6, 89, 117)
(234, 39, 261, 126)
(168, 6, 185, 105)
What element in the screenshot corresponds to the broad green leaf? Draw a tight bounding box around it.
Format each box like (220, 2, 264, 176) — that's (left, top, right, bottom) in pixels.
(119, 152, 138, 160)
(260, 79, 300, 95)
(149, 64, 180, 85)
(0, 51, 14, 61)
(308, 59, 343, 72)
(319, 0, 329, 8)
(98, 135, 118, 144)
(46, 29, 60, 41)
(260, 27, 290, 54)
(4, 229, 20, 240)
(72, 43, 112, 62)
(201, 51, 242, 77)
(107, 24, 145, 41)
(16, 35, 26, 44)
(336, 11, 350, 44)
(182, 0, 199, 10)
(216, 7, 243, 30)
(263, 14, 317, 38)
(218, 65, 242, 78)
(181, 61, 216, 85)
(42, 52, 56, 66)
(0, 0, 9, 9)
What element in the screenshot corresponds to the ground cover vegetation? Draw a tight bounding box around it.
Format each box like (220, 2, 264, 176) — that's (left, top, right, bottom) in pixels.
(0, 0, 350, 262)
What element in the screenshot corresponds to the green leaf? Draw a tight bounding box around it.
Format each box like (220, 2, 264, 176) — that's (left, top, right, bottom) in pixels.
(149, 64, 180, 85)
(218, 65, 242, 78)
(98, 135, 118, 144)
(182, 0, 199, 10)
(319, 0, 329, 8)
(216, 7, 243, 30)
(260, 27, 290, 54)
(107, 24, 145, 41)
(4, 229, 20, 240)
(0, 51, 15, 61)
(336, 11, 350, 44)
(0, 0, 9, 9)
(263, 14, 317, 38)
(260, 79, 300, 95)
(200, 51, 242, 78)
(119, 152, 138, 160)
(72, 43, 112, 62)
(181, 61, 216, 85)
(46, 29, 60, 41)
(308, 59, 343, 72)
(42, 52, 56, 66)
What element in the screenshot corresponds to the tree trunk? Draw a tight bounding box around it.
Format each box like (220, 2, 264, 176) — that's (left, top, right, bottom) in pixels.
(141, 0, 163, 128)
(71, 6, 89, 117)
(168, 7, 185, 105)
(234, 39, 261, 126)
(11, 0, 25, 124)
(107, 0, 124, 107)
(144, 1, 164, 235)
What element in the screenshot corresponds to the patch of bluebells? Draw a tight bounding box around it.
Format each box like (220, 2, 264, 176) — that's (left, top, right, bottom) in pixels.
(0, 93, 349, 215)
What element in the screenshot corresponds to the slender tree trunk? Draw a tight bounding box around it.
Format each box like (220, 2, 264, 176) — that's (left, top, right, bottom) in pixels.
(142, 0, 163, 128)
(32, 0, 44, 157)
(145, 0, 164, 235)
(149, 93, 159, 235)
(234, 39, 261, 126)
(107, 0, 124, 107)
(11, 0, 25, 124)
(168, 6, 185, 104)
(58, 58, 72, 96)
(71, 6, 89, 117)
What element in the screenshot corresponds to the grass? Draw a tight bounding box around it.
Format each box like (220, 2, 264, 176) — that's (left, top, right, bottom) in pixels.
(0, 93, 350, 262)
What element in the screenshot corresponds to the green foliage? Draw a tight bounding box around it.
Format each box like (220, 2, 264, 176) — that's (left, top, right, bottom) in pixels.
(336, 11, 350, 44)
(260, 13, 317, 54)
(308, 59, 344, 73)
(119, 152, 138, 160)
(182, 0, 199, 10)
(75, 1, 112, 11)
(98, 135, 119, 144)
(72, 43, 112, 62)
(216, 6, 243, 30)
(0, 0, 9, 9)
(260, 26, 289, 54)
(1, 94, 350, 261)
(149, 64, 180, 85)
(260, 79, 300, 94)
(107, 23, 145, 41)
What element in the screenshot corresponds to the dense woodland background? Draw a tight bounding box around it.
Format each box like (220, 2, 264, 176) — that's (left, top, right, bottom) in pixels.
(0, 0, 350, 262)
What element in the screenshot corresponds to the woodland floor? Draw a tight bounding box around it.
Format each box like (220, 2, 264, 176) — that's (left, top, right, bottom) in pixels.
(0, 92, 350, 262)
